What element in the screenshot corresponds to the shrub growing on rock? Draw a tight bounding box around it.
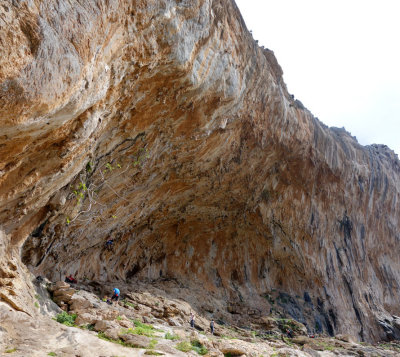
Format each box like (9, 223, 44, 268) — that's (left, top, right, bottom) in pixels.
(56, 311, 77, 326)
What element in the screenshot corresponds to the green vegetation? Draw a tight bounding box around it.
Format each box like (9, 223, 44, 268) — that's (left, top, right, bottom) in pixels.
(312, 341, 336, 351)
(79, 324, 95, 331)
(5, 348, 17, 353)
(72, 181, 87, 204)
(47, 353, 57, 356)
(97, 332, 130, 348)
(116, 315, 122, 321)
(190, 340, 208, 355)
(164, 332, 180, 340)
(122, 299, 136, 308)
(121, 320, 156, 337)
(35, 302, 39, 308)
(133, 147, 150, 167)
(175, 340, 208, 355)
(148, 339, 158, 349)
(176, 341, 192, 352)
(55, 311, 77, 326)
(86, 161, 93, 173)
(377, 342, 400, 352)
(264, 293, 275, 305)
(35, 294, 40, 300)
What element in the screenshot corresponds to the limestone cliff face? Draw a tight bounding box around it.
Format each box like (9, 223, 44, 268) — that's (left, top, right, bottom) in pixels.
(1, 0, 400, 342)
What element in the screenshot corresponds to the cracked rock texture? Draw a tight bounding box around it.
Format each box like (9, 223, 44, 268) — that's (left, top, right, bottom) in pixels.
(1, 0, 400, 343)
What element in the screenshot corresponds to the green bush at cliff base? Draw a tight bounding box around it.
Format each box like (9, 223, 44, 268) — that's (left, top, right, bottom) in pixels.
(56, 311, 77, 326)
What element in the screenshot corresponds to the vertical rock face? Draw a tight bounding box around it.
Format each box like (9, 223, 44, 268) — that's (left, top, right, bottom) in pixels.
(0, 0, 399, 342)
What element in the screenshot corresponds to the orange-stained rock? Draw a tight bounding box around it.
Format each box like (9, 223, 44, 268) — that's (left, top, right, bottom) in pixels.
(0, 0, 399, 344)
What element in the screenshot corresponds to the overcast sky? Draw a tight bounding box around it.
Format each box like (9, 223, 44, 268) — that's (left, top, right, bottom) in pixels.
(235, 0, 400, 156)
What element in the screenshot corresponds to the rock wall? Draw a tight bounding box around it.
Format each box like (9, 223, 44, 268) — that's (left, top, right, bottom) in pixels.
(1, 0, 400, 342)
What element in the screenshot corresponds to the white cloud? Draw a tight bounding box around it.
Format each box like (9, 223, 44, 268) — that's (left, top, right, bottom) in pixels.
(235, 0, 400, 155)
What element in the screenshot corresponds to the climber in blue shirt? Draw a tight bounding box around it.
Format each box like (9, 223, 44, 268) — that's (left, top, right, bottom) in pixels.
(111, 288, 120, 303)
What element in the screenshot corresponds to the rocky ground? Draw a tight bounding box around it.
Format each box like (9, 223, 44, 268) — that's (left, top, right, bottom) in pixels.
(1, 278, 399, 357)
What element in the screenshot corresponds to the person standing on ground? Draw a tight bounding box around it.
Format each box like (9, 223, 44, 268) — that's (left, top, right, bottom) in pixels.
(190, 312, 195, 328)
(210, 319, 214, 335)
(111, 287, 120, 304)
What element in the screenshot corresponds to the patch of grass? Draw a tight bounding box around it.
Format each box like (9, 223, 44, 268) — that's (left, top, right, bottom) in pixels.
(55, 311, 77, 326)
(5, 348, 17, 353)
(220, 335, 235, 340)
(47, 353, 57, 356)
(116, 315, 122, 321)
(377, 342, 400, 352)
(97, 332, 130, 348)
(35, 302, 39, 308)
(191, 340, 208, 355)
(133, 319, 154, 329)
(175, 340, 208, 355)
(164, 332, 180, 340)
(120, 298, 137, 308)
(35, 294, 41, 300)
(281, 337, 294, 347)
(122, 322, 155, 338)
(148, 339, 158, 349)
(79, 324, 95, 331)
(176, 341, 192, 352)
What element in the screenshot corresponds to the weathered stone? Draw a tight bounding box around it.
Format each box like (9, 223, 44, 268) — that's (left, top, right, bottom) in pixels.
(335, 334, 357, 343)
(0, 0, 399, 346)
(69, 295, 92, 311)
(94, 320, 118, 332)
(216, 341, 247, 356)
(103, 327, 120, 341)
(74, 312, 97, 326)
(258, 316, 278, 330)
(119, 333, 150, 348)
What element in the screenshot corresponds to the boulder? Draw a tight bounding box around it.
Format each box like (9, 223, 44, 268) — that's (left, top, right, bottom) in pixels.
(163, 304, 180, 317)
(291, 336, 311, 345)
(392, 316, 400, 330)
(98, 309, 119, 321)
(336, 334, 357, 343)
(156, 343, 184, 355)
(52, 288, 75, 305)
(118, 319, 134, 329)
(288, 319, 308, 336)
(55, 281, 70, 290)
(216, 341, 246, 356)
(167, 317, 183, 326)
(258, 316, 278, 330)
(69, 295, 92, 311)
(74, 289, 101, 307)
(119, 333, 150, 348)
(94, 319, 118, 332)
(74, 312, 97, 326)
(104, 327, 120, 340)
